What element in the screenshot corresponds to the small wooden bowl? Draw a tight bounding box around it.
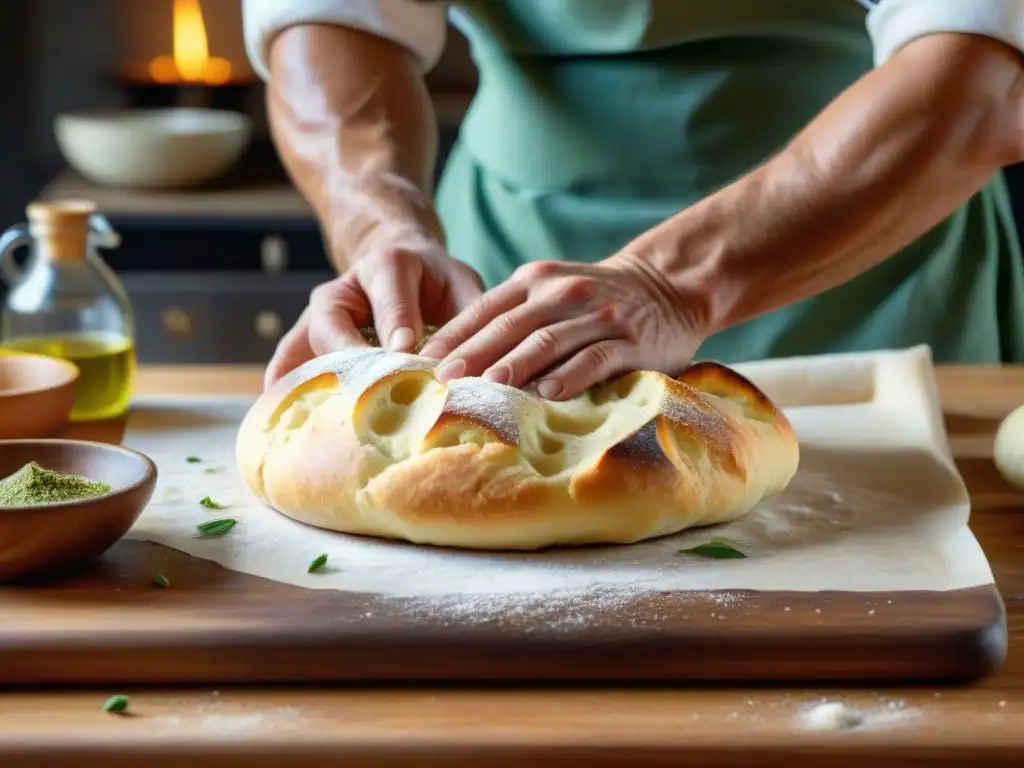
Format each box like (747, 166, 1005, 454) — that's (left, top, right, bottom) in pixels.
(0, 353, 79, 438)
(0, 439, 156, 583)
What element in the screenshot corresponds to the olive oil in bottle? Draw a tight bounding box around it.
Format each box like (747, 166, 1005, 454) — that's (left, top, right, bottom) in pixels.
(0, 200, 136, 421)
(1, 332, 135, 421)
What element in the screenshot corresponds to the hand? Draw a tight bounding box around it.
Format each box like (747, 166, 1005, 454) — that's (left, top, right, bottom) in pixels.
(265, 246, 484, 389)
(418, 254, 709, 401)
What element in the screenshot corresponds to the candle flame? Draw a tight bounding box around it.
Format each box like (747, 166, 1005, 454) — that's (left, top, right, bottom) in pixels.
(149, 0, 232, 85)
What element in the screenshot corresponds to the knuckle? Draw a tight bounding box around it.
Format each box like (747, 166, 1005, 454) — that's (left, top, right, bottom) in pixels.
(374, 296, 414, 321)
(584, 342, 616, 370)
(492, 311, 522, 338)
(594, 300, 624, 325)
(371, 249, 406, 269)
(552, 276, 596, 304)
(516, 260, 559, 283)
(470, 293, 502, 322)
(309, 282, 332, 302)
(310, 275, 347, 303)
(528, 326, 561, 358)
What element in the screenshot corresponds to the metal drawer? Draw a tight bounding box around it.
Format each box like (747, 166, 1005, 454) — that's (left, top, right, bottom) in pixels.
(106, 221, 329, 274)
(123, 271, 332, 364)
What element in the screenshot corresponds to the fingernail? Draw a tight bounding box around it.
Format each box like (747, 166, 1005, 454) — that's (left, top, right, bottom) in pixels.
(389, 326, 417, 352)
(437, 358, 466, 382)
(483, 364, 511, 385)
(537, 379, 561, 400)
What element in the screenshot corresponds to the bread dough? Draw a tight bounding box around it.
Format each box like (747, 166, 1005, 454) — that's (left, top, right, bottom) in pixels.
(236, 347, 799, 550)
(994, 403, 1024, 493)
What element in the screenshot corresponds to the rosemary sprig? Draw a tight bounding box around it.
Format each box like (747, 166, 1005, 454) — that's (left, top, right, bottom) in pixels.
(195, 518, 238, 537)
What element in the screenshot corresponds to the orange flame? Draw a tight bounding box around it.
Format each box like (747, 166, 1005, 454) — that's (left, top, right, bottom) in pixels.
(149, 0, 232, 85)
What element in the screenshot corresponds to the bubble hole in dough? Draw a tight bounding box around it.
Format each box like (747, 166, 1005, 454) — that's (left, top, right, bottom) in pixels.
(236, 334, 800, 551)
(995, 404, 1024, 494)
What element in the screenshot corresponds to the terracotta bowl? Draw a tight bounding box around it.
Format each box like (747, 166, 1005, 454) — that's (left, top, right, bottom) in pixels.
(0, 439, 157, 583)
(0, 353, 79, 439)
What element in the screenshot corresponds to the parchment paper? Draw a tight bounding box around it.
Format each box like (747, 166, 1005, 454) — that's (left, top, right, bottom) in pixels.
(122, 344, 994, 597)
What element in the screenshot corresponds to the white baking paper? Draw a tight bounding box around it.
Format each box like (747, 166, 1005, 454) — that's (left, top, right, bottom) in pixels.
(122, 344, 994, 597)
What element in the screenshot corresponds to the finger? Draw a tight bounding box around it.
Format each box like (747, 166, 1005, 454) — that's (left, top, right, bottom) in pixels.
(264, 309, 315, 390)
(364, 251, 424, 353)
(307, 306, 366, 358)
(306, 280, 371, 356)
(533, 339, 636, 401)
(418, 280, 528, 363)
(480, 313, 618, 390)
(441, 299, 561, 381)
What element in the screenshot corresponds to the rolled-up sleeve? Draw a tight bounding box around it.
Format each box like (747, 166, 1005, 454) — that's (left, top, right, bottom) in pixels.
(242, 0, 449, 80)
(863, 0, 1024, 66)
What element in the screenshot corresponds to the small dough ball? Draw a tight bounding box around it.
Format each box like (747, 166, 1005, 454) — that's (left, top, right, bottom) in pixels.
(994, 404, 1024, 494)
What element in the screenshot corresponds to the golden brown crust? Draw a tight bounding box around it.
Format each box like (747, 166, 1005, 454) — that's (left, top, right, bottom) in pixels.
(236, 350, 800, 551)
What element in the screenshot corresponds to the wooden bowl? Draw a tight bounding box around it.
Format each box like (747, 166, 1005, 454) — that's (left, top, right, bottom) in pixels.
(0, 353, 79, 438)
(0, 440, 156, 583)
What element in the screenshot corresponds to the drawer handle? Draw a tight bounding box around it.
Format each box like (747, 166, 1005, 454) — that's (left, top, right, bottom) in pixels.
(261, 235, 289, 274)
(255, 311, 283, 340)
(163, 308, 194, 339)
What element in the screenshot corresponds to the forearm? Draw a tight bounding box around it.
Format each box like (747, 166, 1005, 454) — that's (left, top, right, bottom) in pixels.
(635, 33, 1024, 334)
(267, 24, 444, 271)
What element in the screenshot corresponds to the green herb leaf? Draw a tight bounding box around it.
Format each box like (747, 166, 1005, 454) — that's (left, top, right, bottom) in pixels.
(102, 694, 130, 713)
(202, 467, 222, 474)
(186, 456, 201, 463)
(152, 572, 170, 588)
(678, 539, 747, 559)
(307, 553, 329, 573)
(199, 496, 229, 510)
(196, 518, 238, 537)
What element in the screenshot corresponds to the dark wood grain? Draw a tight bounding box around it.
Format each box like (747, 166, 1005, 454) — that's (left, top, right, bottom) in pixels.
(0, 537, 1005, 685)
(0, 374, 1008, 686)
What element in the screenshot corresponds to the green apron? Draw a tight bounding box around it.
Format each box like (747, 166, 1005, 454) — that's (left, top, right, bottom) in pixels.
(436, 0, 1024, 363)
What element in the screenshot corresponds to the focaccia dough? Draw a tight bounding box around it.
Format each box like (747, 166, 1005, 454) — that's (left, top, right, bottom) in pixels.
(236, 345, 799, 551)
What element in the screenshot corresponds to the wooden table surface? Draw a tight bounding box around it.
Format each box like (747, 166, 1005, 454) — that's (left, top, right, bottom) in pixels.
(0, 364, 1022, 767)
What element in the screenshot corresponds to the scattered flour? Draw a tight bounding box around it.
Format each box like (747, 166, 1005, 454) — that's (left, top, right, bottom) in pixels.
(395, 587, 743, 630)
(799, 698, 921, 732)
(801, 702, 865, 731)
(153, 702, 303, 734)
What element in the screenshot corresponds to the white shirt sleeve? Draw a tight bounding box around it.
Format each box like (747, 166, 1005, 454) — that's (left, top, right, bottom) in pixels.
(242, 0, 449, 81)
(861, 0, 1024, 66)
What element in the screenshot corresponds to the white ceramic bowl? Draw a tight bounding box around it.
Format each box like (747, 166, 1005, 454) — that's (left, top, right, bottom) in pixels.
(54, 108, 252, 189)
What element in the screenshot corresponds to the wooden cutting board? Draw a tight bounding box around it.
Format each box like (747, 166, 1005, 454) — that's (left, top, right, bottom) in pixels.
(0, 537, 1005, 686)
(0, 413, 1006, 687)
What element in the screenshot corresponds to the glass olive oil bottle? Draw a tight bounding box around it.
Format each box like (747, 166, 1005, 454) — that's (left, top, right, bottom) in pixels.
(0, 200, 135, 421)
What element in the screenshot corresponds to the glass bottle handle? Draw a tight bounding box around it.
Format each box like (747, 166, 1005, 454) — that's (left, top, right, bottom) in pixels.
(0, 224, 31, 286)
(88, 214, 121, 249)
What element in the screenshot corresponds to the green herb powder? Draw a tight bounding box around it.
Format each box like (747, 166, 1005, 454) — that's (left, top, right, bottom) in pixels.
(359, 325, 437, 353)
(0, 462, 112, 506)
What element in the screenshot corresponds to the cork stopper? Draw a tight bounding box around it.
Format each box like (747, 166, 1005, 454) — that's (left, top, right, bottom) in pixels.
(26, 199, 97, 261)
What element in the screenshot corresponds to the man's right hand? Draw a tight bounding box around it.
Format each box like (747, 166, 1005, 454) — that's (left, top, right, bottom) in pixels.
(264, 245, 484, 389)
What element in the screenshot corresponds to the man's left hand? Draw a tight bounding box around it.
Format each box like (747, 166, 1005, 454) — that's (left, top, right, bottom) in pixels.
(418, 254, 710, 400)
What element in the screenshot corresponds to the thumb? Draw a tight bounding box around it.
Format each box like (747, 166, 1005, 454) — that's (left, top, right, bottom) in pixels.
(264, 308, 315, 390)
(306, 278, 371, 356)
(364, 250, 424, 353)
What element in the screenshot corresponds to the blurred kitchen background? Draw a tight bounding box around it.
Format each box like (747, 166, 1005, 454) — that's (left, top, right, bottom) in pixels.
(0, 0, 476, 365)
(0, 0, 1021, 365)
